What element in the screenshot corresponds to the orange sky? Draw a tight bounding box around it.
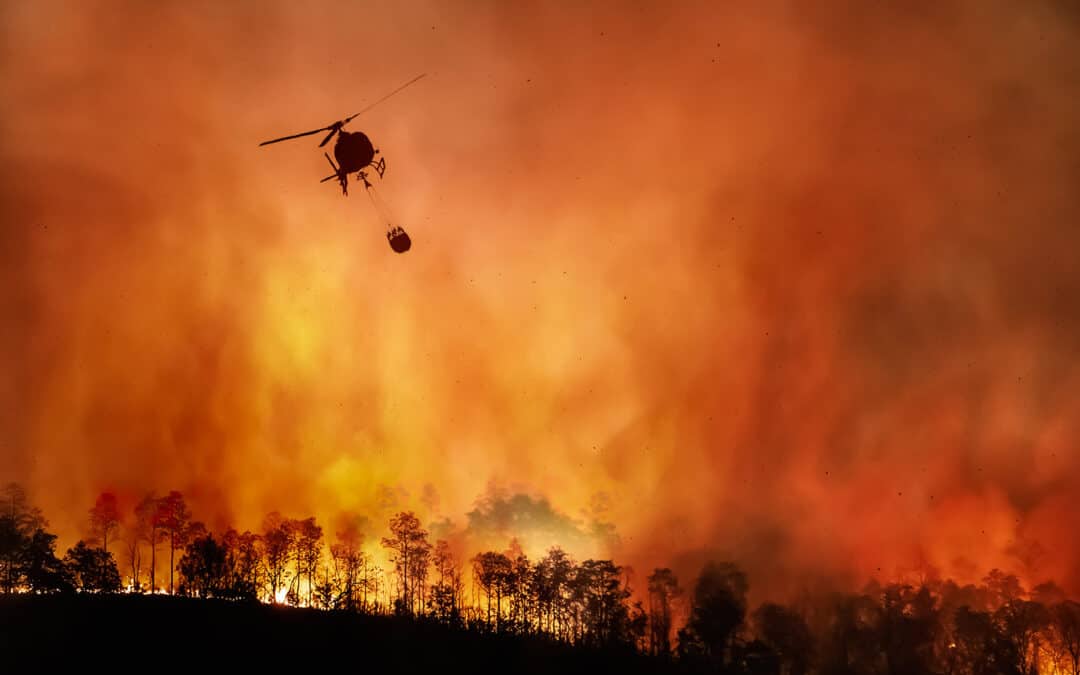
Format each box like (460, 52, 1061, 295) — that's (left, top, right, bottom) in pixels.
(1, 0, 1079, 600)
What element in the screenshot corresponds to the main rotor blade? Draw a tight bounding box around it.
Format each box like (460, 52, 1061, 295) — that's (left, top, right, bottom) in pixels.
(318, 126, 340, 147)
(342, 73, 427, 124)
(258, 126, 330, 147)
(259, 73, 426, 147)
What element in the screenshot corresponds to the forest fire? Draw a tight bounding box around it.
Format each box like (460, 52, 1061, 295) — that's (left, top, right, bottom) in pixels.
(2, 0, 1080, 671)
(3, 481, 1080, 675)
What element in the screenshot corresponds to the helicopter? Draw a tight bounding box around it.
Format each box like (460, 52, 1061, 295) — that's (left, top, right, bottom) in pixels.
(258, 74, 426, 252)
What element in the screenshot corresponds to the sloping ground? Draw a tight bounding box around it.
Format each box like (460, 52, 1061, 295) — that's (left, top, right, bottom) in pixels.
(0, 595, 675, 674)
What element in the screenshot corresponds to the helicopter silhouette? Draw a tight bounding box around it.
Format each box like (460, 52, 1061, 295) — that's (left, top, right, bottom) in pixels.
(258, 74, 425, 253)
(258, 73, 425, 197)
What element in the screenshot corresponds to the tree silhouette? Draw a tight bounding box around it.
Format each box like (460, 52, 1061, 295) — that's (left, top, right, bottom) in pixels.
(221, 528, 261, 600)
(156, 491, 192, 595)
(753, 602, 813, 675)
(314, 566, 336, 609)
(294, 517, 323, 606)
(535, 547, 574, 638)
(330, 522, 365, 611)
(120, 507, 145, 591)
(995, 598, 1049, 675)
(22, 528, 71, 593)
(1, 483, 45, 532)
(134, 493, 161, 593)
(0, 483, 46, 593)
(877, 584, 939, 675)
(430, 539, 463, 625)
(574, 559, 633, 647)
(680, 561, 749, 668)
(472, 550, 512, 630)
(282, 517, 319, 605)
(984, 569, 1025, 607)
(629, 600, 649, 653)
(88, 492, 121, 556)
(261, 512, 292, 603)
(8, 488, 1080, 675)
(1031, 581, 1068, 606)
(179, 533, 227, 598)
(408, 531, 432, 615)
(510, 543, 533, 632)
(63, 540, 121, 593)
(381, 511, 430, 616)
(817, 591, 885, 675)
(951, 605, 1006, 675)
(647, 567, 681, 657)
(1049, 601, 1080, 675)
(0, 514, 21, 593)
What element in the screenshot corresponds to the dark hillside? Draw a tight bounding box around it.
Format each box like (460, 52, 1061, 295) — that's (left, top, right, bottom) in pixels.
(0, 594, 676, 674)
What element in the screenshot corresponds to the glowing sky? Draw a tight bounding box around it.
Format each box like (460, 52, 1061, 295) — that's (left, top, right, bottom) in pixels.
(2, 0, 1079, 600)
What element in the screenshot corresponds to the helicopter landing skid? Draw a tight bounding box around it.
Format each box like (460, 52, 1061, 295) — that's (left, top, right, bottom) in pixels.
(357, 157, 385, 189)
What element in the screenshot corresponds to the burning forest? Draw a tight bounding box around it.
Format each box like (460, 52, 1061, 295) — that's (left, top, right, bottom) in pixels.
(3, 481, 1080, 674)
(2, 0, 1080, 672)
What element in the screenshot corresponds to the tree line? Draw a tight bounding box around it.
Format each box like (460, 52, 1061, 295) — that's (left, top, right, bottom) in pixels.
(1, 481, 1078, 675)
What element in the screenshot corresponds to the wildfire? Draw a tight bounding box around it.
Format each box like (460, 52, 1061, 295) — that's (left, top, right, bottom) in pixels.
(2, 0, 1079, 607)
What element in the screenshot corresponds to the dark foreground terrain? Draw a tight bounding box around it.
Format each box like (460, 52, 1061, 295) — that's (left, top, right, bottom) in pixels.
(0, 594, 675, 674)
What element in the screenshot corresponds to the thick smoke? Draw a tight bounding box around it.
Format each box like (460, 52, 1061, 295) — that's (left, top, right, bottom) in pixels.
(1, 1, 1078, 601)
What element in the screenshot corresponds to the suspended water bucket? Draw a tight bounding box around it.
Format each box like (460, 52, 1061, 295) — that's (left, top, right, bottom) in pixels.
(386, 225, 411, 253)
